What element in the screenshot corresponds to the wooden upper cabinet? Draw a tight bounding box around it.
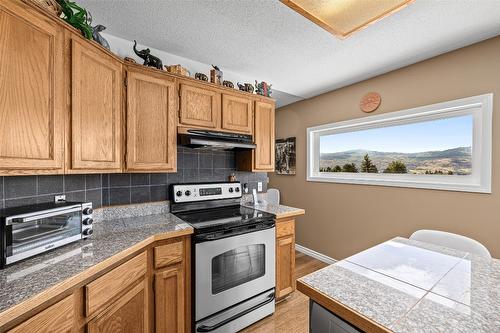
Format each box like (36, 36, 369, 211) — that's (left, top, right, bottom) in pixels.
(126, 69, 177, 172)
(0, 1, 65, 174)
(179, 81, 220, 129)
(69, 38, 123, 172)
(254, 101, 275, 170)
(221, 94, 253, 134)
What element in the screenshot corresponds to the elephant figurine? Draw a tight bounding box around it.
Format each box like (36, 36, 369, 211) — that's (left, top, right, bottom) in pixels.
(133, 40, 163, 70)
(237, 82, 254, 93)
(195, 73, 208, 81)
(222, 80, 234, 88)
(92, 24, 110, 50)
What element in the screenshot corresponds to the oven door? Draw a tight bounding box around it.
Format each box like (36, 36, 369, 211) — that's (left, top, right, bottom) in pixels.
(5, 205, 83, 265)
(195, 226, 275, 321)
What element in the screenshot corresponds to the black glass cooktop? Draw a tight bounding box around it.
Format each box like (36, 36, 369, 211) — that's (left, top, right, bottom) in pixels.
(174, 205, 275, 232)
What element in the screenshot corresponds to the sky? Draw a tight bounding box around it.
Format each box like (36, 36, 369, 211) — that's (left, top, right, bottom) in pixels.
(320, 115, 473, 154)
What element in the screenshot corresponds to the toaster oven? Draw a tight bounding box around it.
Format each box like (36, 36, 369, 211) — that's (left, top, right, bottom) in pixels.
(0, 201, 93, 268)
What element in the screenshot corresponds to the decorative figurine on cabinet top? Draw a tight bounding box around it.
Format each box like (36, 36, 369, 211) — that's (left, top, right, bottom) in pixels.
(222, 80, 234, 88)
(210, 65, 223, 85)
(133, 40, 163, 70)
(165, 64, 189, 76)
(92, 24, 110, 50)
(255, 81, 272, 97)
(195, 73, 208, 81)
(237, 82, 254, 93)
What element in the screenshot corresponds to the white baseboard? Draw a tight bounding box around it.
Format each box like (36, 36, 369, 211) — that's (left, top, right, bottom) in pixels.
(295, 244, 337, 264)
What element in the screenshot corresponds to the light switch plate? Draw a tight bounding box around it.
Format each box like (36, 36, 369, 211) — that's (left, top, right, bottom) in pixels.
(257, 182, 263, 192)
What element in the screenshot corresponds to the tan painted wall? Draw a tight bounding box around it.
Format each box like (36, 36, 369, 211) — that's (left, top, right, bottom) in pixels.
(270, 36, 500, 259)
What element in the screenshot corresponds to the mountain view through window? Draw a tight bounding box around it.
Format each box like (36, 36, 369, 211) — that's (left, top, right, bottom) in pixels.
(319, 115, 473, 175)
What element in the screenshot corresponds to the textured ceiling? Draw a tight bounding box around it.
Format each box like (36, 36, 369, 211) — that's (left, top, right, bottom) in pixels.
(80, 0, 500, 107)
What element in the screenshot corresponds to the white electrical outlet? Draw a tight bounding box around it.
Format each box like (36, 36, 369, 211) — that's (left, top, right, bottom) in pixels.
(54, 195, 66, 203)
(257, 182, 263, 192)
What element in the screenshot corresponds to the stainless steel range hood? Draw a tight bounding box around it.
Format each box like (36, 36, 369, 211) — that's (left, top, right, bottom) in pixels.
(178, 129, 256, 150)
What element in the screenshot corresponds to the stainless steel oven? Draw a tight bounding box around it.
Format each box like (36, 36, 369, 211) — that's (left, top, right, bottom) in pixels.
(171, 182, 276, 333)
(0, 202, 93, 267)
(195, 226, 275, 327)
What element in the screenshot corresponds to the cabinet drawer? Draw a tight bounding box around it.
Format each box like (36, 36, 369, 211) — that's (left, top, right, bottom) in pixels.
(85, 252, 147, 316)
(276, 219, 295, 238)
(154, 241, 184, 269)
(7, 295, 74, 333)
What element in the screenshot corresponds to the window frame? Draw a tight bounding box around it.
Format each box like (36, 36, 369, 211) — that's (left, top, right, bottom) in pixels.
(307, 94, 493, 193)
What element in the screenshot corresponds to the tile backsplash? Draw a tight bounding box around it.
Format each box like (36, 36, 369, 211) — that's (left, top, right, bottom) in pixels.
(0, 148, 267, 209)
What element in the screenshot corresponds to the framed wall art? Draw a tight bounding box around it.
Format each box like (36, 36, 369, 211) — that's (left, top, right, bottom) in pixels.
(276, 137, 296, 175)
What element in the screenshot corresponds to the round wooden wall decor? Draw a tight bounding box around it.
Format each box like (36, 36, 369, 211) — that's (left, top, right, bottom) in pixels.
(360, 92, 381, 113)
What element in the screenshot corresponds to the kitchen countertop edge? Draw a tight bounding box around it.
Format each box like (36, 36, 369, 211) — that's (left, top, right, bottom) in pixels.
(297, 280, 392, 333)
(0, 225, 193, 329)
(243, 203, 305, 219)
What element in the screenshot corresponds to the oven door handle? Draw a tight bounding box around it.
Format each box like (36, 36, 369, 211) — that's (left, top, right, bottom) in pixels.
(7, 205, 82, 225)
(196, 292, 275, 332)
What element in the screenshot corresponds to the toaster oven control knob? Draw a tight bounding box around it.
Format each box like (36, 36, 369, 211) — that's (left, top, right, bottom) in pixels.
(83, 218, 93, 225)
(83, 207, 93, 215)
(229, 187, 234, 193)
(185, 190, 191, 196)
(235, 187, 240, 192)
(83, 228, 93, 236)
(176, 190, 182, 197)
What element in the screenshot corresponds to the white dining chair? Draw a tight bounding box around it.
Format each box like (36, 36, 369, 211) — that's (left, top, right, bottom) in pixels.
(266, 188, 280, 205)
(410, 229, 491, 259)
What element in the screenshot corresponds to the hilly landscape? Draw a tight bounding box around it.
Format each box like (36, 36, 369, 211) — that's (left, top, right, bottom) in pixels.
(320, 146, 472, 175)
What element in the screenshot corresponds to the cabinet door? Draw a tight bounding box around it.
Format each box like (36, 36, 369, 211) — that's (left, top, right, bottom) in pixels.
(254, 101, 275, 171)
(87, 279, 149, 333)
(221, 94, 253, 134)
(126, 70, 177, 172)
(0, 2, 64, 174)
(276, 235, 295, 299)
(155, 266, 185, 333)
(7, 295, 75, 333)
(179, 82, 220, 129)
(70, 38, 123, 172)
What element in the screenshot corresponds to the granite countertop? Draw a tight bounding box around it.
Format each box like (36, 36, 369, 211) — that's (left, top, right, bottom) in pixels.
(0, 212, 192, 317)
(299, 237, 500, 332)
(243, 202, 305, 219)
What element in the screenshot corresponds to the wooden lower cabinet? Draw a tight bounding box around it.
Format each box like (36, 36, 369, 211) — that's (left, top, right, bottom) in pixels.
(154, 265, 185, 333)
(87, 279, 149, 333)
(276, 218, 296, 300)
(6, 295, 75, 333)
(0, 236, 191, 333)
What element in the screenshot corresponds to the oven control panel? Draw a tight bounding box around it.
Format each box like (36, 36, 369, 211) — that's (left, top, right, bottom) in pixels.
(172, 182, 242, 203)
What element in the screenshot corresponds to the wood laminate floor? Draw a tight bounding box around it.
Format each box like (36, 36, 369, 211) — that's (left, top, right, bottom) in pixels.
(241, 251, 329, 333)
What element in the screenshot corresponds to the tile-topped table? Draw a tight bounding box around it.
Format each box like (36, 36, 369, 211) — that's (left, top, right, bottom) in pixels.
(298, 237, 500, 332)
